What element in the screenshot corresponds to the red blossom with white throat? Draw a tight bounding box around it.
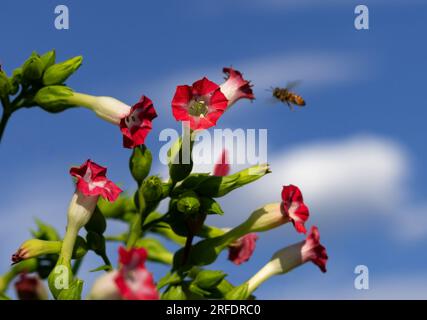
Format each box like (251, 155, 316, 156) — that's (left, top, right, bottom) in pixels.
(120, 95, 157, 149)
(281, 185, 309, 234)
(114, 247, 159, 300)
(220, 67, 254, 108)
(172, 77, 228, 130)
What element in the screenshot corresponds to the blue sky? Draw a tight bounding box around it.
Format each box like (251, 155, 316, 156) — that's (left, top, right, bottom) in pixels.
(1, 0, 427, 299)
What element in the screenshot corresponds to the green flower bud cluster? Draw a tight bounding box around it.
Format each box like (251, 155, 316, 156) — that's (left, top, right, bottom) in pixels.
(0, 50, 84, 143)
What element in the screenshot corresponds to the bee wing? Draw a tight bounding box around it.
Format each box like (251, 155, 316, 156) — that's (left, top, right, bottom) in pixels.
(266, 96, 278, 105)
(286, 80, 302, 90)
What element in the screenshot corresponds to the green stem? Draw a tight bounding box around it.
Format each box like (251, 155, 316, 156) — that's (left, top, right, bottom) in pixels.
(0, 109, 11, 143)
(105, 234, 127, 242)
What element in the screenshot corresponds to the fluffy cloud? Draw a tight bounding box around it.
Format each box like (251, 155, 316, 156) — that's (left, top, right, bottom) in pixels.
(208, 135, 407, 218)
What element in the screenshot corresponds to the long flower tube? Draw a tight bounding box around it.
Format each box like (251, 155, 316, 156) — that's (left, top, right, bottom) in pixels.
(245, 226, 328, 295)
(48, 160, 121, 298)
(35, 87, 157, 148)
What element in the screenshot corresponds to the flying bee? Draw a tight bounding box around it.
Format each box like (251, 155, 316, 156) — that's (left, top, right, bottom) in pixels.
(270, 81, 306, 110)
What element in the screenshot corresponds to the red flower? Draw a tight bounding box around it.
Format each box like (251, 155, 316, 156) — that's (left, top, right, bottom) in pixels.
(301, 226, 328, 273)
(114, 247, 159, 300)
(120, 95, 157, 148)
(228, 233, 258, 265)
(281, 185, 309, 234)
(172, 77, 228, 130)
(220, 67, 254, 108)
(70, 159, 122, 202)
(213, 149, 230, 176)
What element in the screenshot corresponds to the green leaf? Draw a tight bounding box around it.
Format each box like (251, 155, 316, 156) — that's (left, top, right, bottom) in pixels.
(89, 265, 113, 273)
(200, 197, 224, 215)
(57, 279, 83, 300)
(85, 207, 107, 234)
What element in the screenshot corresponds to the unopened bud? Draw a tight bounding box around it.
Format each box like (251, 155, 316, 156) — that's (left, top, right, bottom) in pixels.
(42, 56, 82, 85)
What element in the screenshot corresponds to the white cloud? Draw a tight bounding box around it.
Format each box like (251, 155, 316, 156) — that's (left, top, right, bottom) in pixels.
(211, 135, 408, 223)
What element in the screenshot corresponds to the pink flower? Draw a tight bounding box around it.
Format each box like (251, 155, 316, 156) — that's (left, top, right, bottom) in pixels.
(228, 233, 258, 265)
(281, 185, 309, 234)
(220, 67, 254, 108)
(213, 149, 230, 176)
(273, 225, 328, 274)
(301, 226, 328, 273)
(114, 247, 159, 300)
(70, 159, 122, 202)
(172, 77, 228, 130)
(120, 95, 158, 149)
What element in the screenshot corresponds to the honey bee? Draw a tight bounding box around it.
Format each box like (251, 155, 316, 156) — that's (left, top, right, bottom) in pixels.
(271, 81, 306, 110)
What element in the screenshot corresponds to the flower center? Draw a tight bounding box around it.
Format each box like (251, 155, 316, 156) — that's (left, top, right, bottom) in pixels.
(189, 100, 208, 117)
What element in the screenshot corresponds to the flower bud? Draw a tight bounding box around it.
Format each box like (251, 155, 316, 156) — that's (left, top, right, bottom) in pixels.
(57, 279, 83, 300)
(141, 176, 163, 203)
(40, 49, 56, 70)
(192, 270, 226, 290)
(22, 53, 44, 81)
(161, 285, 187, 300)
(188, 164, 271, 198)
(34, 85, 76, 113)
(12, 239, 61, 264)
(9, 68, 22, 95)
(129, 145, 152, 184)
(176, 191, 200, 215)
(12, 237, 87, 263)
(42, 56, 82, 85)
(0, 70, 11, 98)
